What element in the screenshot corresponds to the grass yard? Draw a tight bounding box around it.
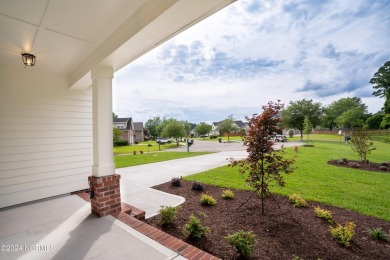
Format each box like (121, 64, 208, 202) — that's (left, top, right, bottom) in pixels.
(113, 141, 184, 155)
(114, 151, 211, 168)
(184, 137, 390, 221)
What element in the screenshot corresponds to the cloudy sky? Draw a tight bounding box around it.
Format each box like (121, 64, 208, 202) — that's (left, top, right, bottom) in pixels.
(113, 0, 390, 124)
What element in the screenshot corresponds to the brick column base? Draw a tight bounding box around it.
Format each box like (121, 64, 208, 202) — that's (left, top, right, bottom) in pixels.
(88, 174, 121, 217)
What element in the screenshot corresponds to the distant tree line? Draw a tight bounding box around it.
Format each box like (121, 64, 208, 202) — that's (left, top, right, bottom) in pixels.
(281, 61, 390, 138)
(143, 61, 390, 140)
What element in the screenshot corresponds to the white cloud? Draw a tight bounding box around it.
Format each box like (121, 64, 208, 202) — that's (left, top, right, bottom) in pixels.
(113, 0, 390, 123)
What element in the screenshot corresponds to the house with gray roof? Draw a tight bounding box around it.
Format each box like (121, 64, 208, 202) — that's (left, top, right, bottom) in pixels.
(211, 120, 248, 136)
(113, 117, 135, 144)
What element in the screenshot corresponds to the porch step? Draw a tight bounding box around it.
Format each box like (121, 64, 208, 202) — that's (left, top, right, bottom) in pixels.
(74, 190, 145, 220)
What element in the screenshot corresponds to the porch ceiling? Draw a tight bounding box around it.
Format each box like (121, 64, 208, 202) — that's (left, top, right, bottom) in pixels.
(0, 0, 235, 89)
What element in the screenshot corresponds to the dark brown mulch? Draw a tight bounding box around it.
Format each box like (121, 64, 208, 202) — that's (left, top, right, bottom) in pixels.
(146, 181, 390, 260)
(328, 160, 389, 173)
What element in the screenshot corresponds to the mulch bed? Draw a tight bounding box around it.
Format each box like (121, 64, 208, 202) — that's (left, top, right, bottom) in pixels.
(328, 159, 389, 173)
(146, 181, 390, 260)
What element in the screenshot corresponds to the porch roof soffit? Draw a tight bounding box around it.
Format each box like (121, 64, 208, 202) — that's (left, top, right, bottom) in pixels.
(0, 0, 235, 89)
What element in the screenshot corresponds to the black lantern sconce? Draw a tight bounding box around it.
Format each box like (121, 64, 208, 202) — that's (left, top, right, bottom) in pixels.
(21, 53, 36, 67)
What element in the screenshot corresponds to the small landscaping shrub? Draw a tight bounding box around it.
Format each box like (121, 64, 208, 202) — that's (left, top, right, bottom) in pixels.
(209, 135, 218, 139)
(191, 181, 205, 191)
(140, 150, 143, 154)
(314, 207, 333, 223)
(182, 213, 210, 240)
(114, 140, 128, 146)
(200, 194, 217, 206)
(225, 230, 257, 257)
(221, 189, 235, 200)
(329, 222, 356, 247)
(133, 151, 137, 155)
(368, 227, 389, 241)
(349, 162, 360, 168)
(338, 158, 348, 164)
(289, 194, 308, 208)
(159, 206, 180, 226)
(170, 177, 182, 187)
(147, 144, 152, 147)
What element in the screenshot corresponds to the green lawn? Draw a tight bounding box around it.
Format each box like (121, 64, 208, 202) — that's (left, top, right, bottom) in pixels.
(114, 141, 184, 155)
(184, 138, 390, 221)
(114, 151, 211, 168)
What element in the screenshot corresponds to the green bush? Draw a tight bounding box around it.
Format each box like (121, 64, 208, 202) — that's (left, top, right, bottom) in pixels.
(329, 222, 356, 247)
(221, 189, 235, 200)
(114, 140, 128, 146)
(200, 194, 217, 206)
(209, 135, 218, 139)
(289, 194, 308, 208)
(368, 227, 389, 241)
(159, 206, 180, 226)
(225, 230, 256, 257)
(314, 207, 333, 223)
(182, 213, 210, 240)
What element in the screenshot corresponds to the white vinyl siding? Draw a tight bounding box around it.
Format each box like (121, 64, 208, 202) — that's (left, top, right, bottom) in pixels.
(0, 67, 93, 208)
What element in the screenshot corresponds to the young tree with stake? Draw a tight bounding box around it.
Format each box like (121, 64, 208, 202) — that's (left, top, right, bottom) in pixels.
(230, 101, 296, 215)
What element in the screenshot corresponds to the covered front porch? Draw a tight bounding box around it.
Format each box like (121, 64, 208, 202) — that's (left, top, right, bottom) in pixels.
(0, 1, 235, 259)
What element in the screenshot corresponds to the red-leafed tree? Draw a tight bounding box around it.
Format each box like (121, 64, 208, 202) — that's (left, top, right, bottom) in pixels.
(230, 101, 296, 214)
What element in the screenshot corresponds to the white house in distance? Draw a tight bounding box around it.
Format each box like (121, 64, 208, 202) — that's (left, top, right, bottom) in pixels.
(0, 0, 235, 216)
(211, 120, 248, 136)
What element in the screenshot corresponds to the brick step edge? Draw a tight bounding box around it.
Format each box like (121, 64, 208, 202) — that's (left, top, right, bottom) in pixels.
(112, 212, 221, 260)
(74, 192, 220, 260)
(74, 191, 145, 220)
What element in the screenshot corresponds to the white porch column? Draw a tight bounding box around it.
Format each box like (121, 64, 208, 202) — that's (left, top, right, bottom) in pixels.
(91, 65, 115, 177)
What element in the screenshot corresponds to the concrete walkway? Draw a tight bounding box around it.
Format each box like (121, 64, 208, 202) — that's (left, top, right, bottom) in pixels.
(117, 150, 247, 218)
(117, 141, 302, 218)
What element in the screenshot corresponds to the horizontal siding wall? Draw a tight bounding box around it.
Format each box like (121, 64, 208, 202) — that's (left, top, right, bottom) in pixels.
(0, 67, 93, 208)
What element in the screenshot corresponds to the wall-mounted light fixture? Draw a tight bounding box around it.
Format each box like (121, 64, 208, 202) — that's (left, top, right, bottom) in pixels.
(21, 53, 36, 67)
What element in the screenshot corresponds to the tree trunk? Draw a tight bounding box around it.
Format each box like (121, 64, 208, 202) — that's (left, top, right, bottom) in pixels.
(260, 154, 265, 215)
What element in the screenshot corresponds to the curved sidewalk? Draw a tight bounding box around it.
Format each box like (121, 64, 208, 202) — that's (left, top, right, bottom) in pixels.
(117, 141, 303, 219)
(117, 150, 247, 218)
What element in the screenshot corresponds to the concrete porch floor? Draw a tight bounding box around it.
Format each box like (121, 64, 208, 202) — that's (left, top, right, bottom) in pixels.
(0, 195, 186, 260)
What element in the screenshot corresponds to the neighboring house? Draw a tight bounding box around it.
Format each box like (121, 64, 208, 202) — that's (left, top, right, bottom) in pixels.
(211, 120, 248, 136)
(133, 122, 145, 143)
(113, 118, 135, 144)
(0, 0, 235, 216)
